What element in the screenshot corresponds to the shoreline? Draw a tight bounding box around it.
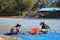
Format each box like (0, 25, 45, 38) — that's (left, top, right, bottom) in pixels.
(0, 16, 60, 19)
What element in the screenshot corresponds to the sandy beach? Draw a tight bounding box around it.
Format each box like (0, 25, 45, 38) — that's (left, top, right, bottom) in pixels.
(0, 17, 24, 33)
(0, 24, 15, 33)
(0, 17, 32, 33)
(0, 34, 21, 40)
(0, 24, 32, 33)
(0, 17, 22, 40)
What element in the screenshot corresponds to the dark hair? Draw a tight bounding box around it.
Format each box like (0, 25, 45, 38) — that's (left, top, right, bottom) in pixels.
(15, 24, 21, 27)
(41, 22, 46, 29)
(40, 22, 45, 25)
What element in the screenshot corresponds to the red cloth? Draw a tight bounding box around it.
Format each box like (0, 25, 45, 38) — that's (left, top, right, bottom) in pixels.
(10, 28, 19, 34)
(32, 28, 40, 34)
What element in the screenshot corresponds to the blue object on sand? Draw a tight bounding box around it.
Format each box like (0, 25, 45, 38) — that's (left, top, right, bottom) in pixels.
(4, 32, 60, 40)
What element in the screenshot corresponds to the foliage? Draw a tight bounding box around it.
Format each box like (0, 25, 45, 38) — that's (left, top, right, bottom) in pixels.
(32, 0, 49, 11)
(0, 0, 16, 11)
(15, 0, 36, 11)
(56, 1, 60, 7)
(0, 0, 36, 16)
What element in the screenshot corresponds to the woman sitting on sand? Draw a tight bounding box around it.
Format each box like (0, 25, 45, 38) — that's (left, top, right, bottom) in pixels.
(40, 21, 50, 34)
(10, 24, 21, 34)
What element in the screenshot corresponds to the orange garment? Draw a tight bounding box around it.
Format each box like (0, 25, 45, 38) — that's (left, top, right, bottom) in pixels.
(32, 28, 40, 34)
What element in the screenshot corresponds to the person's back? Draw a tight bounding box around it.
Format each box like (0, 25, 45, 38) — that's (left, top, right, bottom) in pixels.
(45, 25, 50, 29)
